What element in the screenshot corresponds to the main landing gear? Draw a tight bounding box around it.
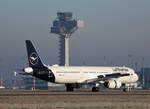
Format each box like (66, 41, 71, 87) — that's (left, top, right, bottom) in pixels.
(66, 84, 74, 91)
(65, 83, 100, 92)
(65, 83, 82, 92)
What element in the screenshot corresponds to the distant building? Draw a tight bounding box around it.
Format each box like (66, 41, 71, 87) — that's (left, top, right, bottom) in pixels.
(23, 76, 48, 90)
(0, 74, 5, 90)
(0, 86, 5, 90)
(141, 68, 150, 89)
(48, 82, 65, 91)
(135, 70, 143, 85)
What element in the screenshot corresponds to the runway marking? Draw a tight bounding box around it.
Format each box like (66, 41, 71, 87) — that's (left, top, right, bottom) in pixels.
(0, 91, 150, 96)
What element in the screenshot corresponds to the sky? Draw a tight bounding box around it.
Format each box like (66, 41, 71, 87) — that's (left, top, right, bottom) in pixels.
(0, 0, 150, 85)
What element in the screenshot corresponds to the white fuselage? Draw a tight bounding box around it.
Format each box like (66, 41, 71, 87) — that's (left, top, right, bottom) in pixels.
(48, 66, 138, 84)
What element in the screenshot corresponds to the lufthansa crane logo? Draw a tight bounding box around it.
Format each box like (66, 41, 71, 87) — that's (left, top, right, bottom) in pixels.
(29, 52, 38, 65)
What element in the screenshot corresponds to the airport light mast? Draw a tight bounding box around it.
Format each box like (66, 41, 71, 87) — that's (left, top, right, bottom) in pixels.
(51, 12, 83, 66)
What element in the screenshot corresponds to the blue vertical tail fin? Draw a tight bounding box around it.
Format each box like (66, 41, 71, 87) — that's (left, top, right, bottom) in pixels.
(25, 40, 45, 69)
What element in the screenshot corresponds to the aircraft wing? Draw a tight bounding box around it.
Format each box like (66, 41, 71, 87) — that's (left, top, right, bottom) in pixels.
(83, 73, 130, 84)
(98, 73, 130, 79)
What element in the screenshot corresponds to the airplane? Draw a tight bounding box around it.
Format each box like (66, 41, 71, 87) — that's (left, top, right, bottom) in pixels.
(22, 40, 139, 92)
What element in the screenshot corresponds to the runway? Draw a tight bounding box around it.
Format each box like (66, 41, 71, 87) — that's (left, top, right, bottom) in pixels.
(0, 90, 150, 109)
(0, 90, 150, 96)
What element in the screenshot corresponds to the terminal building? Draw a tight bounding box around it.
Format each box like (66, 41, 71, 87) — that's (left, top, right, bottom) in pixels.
(141, 68, 150, 89)
(23, 76, 48, 90)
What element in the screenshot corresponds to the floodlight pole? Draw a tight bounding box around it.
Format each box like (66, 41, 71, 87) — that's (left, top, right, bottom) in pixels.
(65, 34, 69, 66)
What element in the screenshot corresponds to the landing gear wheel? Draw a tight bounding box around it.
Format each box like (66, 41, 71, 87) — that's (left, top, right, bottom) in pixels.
(123, 88, 127, 92)
(66, 84, 74, 92)
(92, 87, 99, 92)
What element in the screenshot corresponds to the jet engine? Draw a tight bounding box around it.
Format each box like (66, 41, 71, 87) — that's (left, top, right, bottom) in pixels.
(104, 79, 121, 88)
(24, 67, 33, 74)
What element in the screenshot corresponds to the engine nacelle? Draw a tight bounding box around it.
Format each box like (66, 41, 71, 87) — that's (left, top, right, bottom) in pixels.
(104, 79, 121, 88)
(24, 67, 33, 74)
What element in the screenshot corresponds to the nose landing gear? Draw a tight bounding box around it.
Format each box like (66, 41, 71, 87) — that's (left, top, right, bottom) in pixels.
(92, 83, 100, 92)
(92, 87, 99, 92)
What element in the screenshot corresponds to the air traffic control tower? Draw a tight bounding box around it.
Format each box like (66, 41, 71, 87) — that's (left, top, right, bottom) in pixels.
(51, 12, 83, 66)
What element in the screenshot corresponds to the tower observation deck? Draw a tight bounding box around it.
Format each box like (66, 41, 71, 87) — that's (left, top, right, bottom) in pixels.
(51, 12, 83, 66)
